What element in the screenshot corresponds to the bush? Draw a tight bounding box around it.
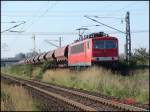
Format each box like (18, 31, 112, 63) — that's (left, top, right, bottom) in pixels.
(132, 48, 149, 65)
(25, 65, 33, 78)
(35, 62, 49, 80)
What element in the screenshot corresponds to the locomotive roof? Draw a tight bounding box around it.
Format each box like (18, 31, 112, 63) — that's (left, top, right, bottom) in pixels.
(93, 36, 118, 39)
(73, 32, 117, 41)
(71, 36, 118, 46)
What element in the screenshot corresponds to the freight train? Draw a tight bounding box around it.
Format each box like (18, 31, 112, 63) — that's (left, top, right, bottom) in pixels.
(17, 32, 119, 68)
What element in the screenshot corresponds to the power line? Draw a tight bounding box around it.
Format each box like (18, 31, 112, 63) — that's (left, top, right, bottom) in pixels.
(114, 2, 139, 13)
(2, 8, 147, 14)
(108, 30, 149, 34)
(1, 30, 148, 36)
(2, 32, 78, 36)
(20, 2, 50, 29)
(104, 2, 139, 17)
(1, 21, 26, 33)
(84, 15, 126, 34)
(91, 16, 124, 23)
(24, 1, 58, 32)
(81, 25, 100, 27)
(2, 11, 147, 16)
(44, 40, 59, 48)
(1, 21, 18, 23)
(92, 16, 124, 20)
(1, 2, 53, 50)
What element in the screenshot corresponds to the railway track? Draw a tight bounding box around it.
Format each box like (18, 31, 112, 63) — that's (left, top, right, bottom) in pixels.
(1, 73, 149, 111)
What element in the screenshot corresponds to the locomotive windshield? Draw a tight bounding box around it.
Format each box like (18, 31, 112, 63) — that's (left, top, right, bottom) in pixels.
(93, 40, 117, 49)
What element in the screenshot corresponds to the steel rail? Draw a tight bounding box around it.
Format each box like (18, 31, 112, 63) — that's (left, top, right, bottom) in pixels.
(28, 79, 150, 111)
(1, 74, 96, 111)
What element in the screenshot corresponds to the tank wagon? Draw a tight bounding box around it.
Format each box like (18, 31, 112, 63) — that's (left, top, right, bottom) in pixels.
(17, 32, 119, 68)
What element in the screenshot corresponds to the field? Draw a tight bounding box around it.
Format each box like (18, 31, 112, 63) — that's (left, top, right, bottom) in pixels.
(1, 65, 149, 104)
(1, 82, 38, 111)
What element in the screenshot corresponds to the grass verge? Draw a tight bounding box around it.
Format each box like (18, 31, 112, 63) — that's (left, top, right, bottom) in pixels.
(1, 65, 149, 104)
(42, 67, 149, 103)
(1, 82, 38, 111)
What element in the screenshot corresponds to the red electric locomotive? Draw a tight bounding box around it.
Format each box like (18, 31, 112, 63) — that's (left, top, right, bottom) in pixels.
(68, 32, 118, 67)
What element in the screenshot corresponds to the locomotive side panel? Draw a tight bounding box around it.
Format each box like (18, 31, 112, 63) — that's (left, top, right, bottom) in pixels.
(68, 39, 92, 66)
(85, 40, 92, 64)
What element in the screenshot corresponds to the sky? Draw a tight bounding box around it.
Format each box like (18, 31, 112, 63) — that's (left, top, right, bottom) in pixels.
(1, 1, 149, 58)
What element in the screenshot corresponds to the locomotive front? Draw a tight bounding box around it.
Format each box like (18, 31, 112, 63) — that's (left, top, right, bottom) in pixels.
(91, 35, 118, 65)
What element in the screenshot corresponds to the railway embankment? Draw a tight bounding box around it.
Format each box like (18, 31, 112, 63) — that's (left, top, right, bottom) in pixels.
(1, 74, 149, 111)
(1, 65, 149, 105)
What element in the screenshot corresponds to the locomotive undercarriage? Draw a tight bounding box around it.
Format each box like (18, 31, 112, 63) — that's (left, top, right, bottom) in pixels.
(92, 61, 119, 71)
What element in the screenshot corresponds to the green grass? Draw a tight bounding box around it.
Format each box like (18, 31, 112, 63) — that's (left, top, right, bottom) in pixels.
(1, 65, 149, 104)
(42, 67, 149, 103)
(1, 65, 37, 79)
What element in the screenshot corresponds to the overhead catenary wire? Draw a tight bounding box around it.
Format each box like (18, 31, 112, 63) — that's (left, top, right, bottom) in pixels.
(2, 8, 147, 14)
(2, 32, 78, 35)
(1, 21, 26, 33)
(23, 1, 58, 32)
(2, 1, 147, 18)
(1, 21, 18, 23)
(1, 12, 147, 17)
(1, 2, 56, 51)
(44, 40, 59, 48)
(103, 2, 145, 28)
(2, 30, 149, 36)
(20, 1, 51, 30)
(88, 16, 124, 20)
(84, 15, 126, 34)
(105, 1, 139, 17)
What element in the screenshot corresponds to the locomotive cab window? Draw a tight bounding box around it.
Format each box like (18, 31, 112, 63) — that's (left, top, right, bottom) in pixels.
(93, 40, 104, 49)
(105, 40, 117, 49)
(93, 40, 117, 49)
